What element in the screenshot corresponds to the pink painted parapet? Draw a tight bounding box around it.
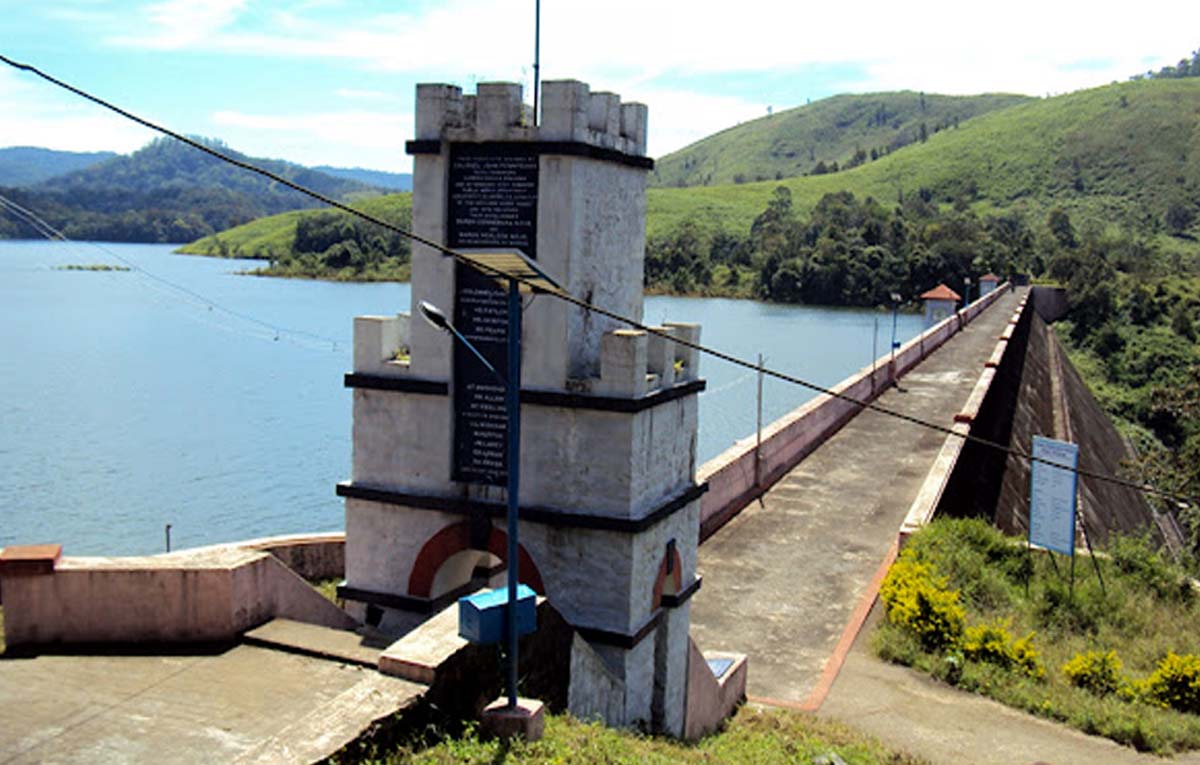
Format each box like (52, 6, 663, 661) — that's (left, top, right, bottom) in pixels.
(0, 544, 355, 649)
(698, 283, 1012, 541)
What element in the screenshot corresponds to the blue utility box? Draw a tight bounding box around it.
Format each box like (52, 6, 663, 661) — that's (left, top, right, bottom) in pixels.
(458, 584, 537, 645)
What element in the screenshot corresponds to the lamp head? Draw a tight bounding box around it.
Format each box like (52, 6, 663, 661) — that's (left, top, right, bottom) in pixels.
(890, 292, 902, 304)
(419, 300, 450, 332)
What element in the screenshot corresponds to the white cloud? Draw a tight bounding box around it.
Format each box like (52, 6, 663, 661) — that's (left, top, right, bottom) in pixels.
(0, 70, 151, 154)
(209, 108, 412, 170)
(629, 89, 767, 159)
(335, 88, 402, 104)
(108, 0, 248, 50)
(32, 0, 1200, 164)
(101, 0, 1200, 101)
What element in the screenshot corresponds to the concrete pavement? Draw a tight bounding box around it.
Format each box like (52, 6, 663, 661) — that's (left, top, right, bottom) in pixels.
(0, 642, 422, 764)
(690, 288, 1022, 704)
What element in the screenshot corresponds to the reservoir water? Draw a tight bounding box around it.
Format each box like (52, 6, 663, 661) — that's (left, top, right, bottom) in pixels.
(0, 241, 924, 554)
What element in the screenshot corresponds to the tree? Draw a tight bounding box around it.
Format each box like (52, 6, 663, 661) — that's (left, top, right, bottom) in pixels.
(1172, 303, 1196, 341)
(1047, 208, 1078, 249)
(750, 186, 799, 264)
(1166, 202, 1195, 235)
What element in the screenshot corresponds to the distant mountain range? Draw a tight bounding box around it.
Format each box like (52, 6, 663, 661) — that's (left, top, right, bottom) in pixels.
(313, 165, 411, 191)
(0, 147, 119, 186)
(0, 140, 410, 243)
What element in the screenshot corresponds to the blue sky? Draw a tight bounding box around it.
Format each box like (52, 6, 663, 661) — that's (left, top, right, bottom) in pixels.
(1, 0, 1196, 172)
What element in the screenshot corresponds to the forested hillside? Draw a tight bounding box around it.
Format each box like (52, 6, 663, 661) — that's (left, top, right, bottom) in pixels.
(651, 92, 1030, 188)
(0, 137, 383, 243)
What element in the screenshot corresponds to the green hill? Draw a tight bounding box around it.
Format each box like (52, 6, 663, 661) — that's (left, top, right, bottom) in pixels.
(646, 78, 1200, 241)
(186, 78, 1200, 291)
(179, 193, 411, 259)
(651, 91, 1032, 188)
(0, 137, 383, 243)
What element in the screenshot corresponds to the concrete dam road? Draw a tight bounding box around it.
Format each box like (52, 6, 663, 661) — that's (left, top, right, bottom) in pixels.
(690, 288, 1023, 705)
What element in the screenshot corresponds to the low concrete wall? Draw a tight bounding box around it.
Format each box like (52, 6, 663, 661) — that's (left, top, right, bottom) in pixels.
(241, 532, 345, 582)
(0, 547, 355, 649)
(900, 294, 1028, 539)
(698, 284, 1012, 541)
(1031, 285, 1069, 323)
(683, 638, 747, 740)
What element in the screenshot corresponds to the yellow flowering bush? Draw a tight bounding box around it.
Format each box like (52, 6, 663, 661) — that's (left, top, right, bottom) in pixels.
(1062, 650, 1124, 695)
(962, 619, 1045, 679)
(879, 554, 965, 651)
(1136, 653, 1200, 715)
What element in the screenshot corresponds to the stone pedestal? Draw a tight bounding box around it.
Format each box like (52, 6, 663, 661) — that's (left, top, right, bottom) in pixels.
(480, 697, 545, 741)
(339, 80, 703, 736)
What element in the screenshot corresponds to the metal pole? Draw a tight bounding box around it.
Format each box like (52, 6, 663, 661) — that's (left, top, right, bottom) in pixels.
(165, 523, 172, 553)
(890, 300, 900, 386)
(755, 353, 764, 488)
(871, 316, 878, 393)
(532, 0, 541, 127)
(505, 278, 522, 709)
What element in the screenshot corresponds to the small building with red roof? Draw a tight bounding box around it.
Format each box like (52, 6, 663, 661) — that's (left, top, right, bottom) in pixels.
(978, 273, 1001, 297)
(920, 283, 961, 327)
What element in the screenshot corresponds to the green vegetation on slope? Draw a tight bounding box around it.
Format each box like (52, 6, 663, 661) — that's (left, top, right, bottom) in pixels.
(646, 78, 1200, 242)
(645, 186, 1037, 305)
(875, 519, 1200, 754)
(331, 707, 926, 765)
(651, 91, 1031, 188)
(0, 137, 384, 244)
(180, 193, 412, 281)
(1042, 222, 1200, 561)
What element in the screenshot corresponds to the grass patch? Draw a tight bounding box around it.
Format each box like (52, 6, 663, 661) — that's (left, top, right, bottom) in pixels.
(310, 578, 342, 606)
(330, 706, 927, 765)
(54, 264, 131, 271)
(874, 518, 1200, 754)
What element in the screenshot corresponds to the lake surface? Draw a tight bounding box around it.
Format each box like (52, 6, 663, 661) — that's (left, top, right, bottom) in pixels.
(0, 241, 923, 554)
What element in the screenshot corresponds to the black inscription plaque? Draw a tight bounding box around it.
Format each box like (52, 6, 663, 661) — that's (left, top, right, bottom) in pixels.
(447, 144, 539, 485)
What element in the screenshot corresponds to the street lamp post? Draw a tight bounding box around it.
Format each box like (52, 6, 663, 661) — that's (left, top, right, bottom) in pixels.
(889, 292, 902, 388)
(420, 283, 523, 710)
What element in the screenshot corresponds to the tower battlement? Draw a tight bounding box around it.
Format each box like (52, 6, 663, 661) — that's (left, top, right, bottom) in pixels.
(415, 81, 648, 156)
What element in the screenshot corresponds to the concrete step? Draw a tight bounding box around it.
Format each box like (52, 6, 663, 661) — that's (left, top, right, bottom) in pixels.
(243, 618, 383, 668)
(377, 603, 466, 684)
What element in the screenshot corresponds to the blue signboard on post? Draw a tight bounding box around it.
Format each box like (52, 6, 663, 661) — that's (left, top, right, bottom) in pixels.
(1029, 436, 1079, 556)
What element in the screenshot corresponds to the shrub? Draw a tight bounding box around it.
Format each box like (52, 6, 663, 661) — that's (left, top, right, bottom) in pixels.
(961, 619, 1045, 679)
(1062, 650, 1124, 695)
(879, 555, 965, 651)
(1010, 632, 1046, 680)
(1108, 534, 1193, 603)
(1137, 653, 1200, 715)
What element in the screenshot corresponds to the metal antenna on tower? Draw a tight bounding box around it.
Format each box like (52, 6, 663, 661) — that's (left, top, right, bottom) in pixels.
(533, 0, 541, 126)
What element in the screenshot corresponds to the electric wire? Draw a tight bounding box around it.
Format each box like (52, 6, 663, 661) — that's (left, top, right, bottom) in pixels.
(4, 52, 1195, 507)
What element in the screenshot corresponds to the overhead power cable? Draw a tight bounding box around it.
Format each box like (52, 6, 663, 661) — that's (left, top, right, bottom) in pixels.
(3, 53, 1194, 507)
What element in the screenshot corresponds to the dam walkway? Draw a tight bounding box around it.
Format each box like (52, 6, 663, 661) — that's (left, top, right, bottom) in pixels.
(690, 286, 1024, 706)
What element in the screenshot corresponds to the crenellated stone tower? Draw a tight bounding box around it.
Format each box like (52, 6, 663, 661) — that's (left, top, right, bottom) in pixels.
(338, 80, 705, 734)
